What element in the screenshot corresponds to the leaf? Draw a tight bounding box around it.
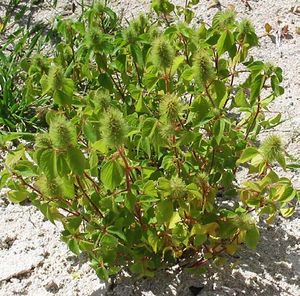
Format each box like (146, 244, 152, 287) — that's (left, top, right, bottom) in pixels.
(144, 180, 158, 197)
(234, 88, 249, 107)
(8, 190, 29, 203)
(190, 97, 211, 123)
(264, 23, 272, 34)
(213, 80, 227, 107)
(79, 240, 94, 252)
(180, 67, 194, 81)
(100, 160, 124, 190)
(245, 225, 259, 250)
(194, 234, 207, 247)
(168, 212, 181, 229)
(250, 75, 264, 102)
(96, 267, 109, 281)
(66, 216, 82, 232)
(213, 119, 225, 145)
(143, 73, 159, 91)
(92, 140, 108, 154)
(38, 149, 57, 178)
(147, 230, 159, 253)
(53, 89, 73, 105)
(170, 56, 185, 76)
(280, 207, 295, 218)
(5, 147, 25, 168)
(237, 147, 259, 164)
(67, 147, 86, 175)
(107, 226, 126, 241)
(135, 96, 149, 114)
(216, 30, 234, 55)
(156, 200, 173, 225)
(68, 239, 80, 255)
(83, 122, 98, 143)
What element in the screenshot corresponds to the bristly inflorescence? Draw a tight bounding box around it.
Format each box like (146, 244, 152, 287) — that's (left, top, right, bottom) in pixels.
(89, 89, 111, 111)
(159, 94, 183, 123)
(212, 9, 236, 31)
(193, 50, 215, 84)
(48, 65, 64, 91)
(49, 116, 77, 150)
(35, 134, 52, 149)
(37, 176, 63, 198)
(152, 37, 175, 70)
(101, 108, 128, 148)
(170, 176, 186, 199)
(260, 134, 284, 163)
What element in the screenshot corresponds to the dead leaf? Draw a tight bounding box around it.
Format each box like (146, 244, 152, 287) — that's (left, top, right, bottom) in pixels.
(227, 4, 235, 11)
(281, 25, 292, 39)
(265, 23, 272, 34)
(282, 25, 289, 35)
(208, 0, 221, 10)
(296, 27, 300, 35)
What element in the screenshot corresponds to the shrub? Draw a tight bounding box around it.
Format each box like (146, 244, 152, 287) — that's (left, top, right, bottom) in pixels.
(1, 0, 299, 280)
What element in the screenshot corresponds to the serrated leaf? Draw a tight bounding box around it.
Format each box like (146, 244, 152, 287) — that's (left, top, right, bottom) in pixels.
(38, 149, 57, 178)
(100, 160, 124, 190)
(67, 147, 86, 175)
(144, 180, 158, 197)
(156, 199, 173, 225)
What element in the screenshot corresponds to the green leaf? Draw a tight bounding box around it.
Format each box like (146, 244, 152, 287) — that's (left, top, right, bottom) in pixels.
(147, 230, 159, 253)
(5, 147, 25, 167)
(213, 80, 227, 107)
(66, 216, 82, 232)
(83, 122, 98, 143)
(144, 180, 158, 197)
(143, 73, 159, 91)
(92, 140, 108, 154)
(190, 97, 211, 123)
(170, 56, 185, 76)
(156, 200, 173, 225)
(53, 89, 72, 105)
(67, 147, 86, 175)
(107, 226, 126, 241)
(237, 147, 259, 164)
(168, 212, 181, 229)
(100, 160, 124, 190)
(135, 96, 149, 114)
(96, 267, 109, 281)
(250, 75, 264, 102)
(68, 239, 80, 255)
(216, 30, 234, 55)
(234, 88, 249, 107)
(280, 207, 295, 218)
(245, 225, 259, 250)
(276, 153, 286, 170)
(194, 234, 207, 247)
(79, 240, 94, 252)
(8, 190, 29, 203)
(213, 119, 225, 145)
(38, 149, 57, 178)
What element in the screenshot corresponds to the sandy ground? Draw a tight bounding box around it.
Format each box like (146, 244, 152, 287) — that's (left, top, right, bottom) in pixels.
(0, 0, 299, 295)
